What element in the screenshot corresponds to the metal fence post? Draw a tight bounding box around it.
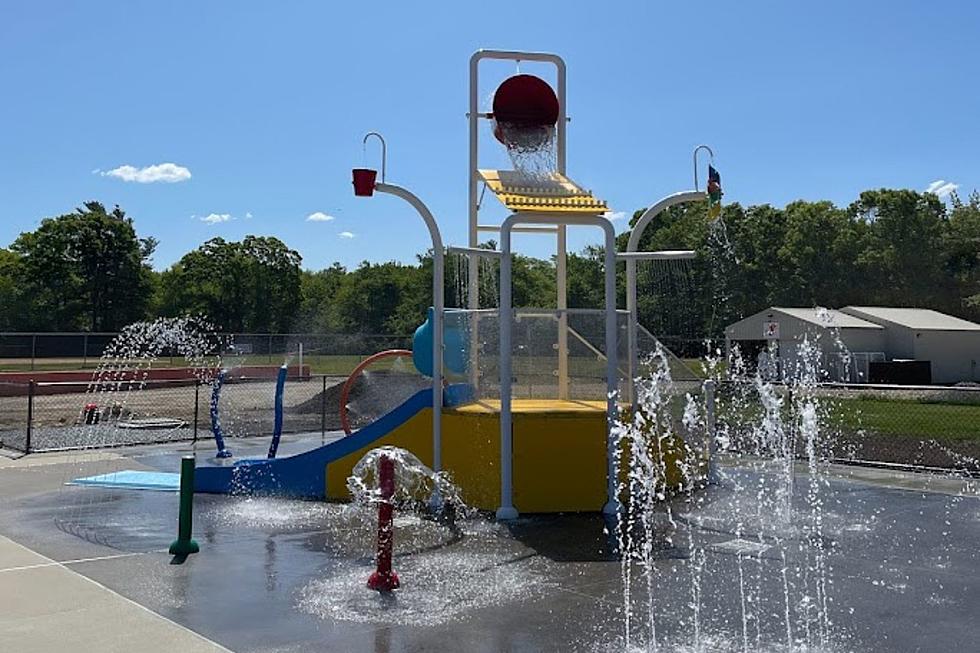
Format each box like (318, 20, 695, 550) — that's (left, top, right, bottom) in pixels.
(82, 333, 89, 368)
(30, 334, 37, 372)
(268, 334, 274, 364)
(320, 374, 327, 443)
(703, 379, 718, 484)
(193, 380, 200, 443)
(26, 380, 35, 453)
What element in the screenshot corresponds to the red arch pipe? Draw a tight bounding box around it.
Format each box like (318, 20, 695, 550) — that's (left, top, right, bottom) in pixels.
(339, 349, 413, 435)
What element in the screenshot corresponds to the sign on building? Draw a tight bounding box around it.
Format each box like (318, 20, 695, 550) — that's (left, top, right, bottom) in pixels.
(763, 321, 780, 339)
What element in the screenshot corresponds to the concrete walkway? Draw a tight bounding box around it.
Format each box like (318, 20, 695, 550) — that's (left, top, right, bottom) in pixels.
(0, 534, 232, 653)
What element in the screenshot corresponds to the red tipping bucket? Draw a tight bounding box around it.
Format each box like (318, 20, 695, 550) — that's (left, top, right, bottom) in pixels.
(491, 74, 560, 147)
(352, 168, 377, 197)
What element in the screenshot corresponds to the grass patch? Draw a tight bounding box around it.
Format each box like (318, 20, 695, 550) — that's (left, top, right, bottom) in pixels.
(834, 398, 980, 441)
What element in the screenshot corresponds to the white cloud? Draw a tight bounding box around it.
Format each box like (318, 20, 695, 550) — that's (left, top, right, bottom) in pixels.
(245, 211, 253, 219)
(338, 231, 355, 239)
(101, 162, 192, 183)
(925, 179, 958, 199)
(603, 210, 626, 221)
(306, 211, 335, 222)
(200, 213, 233, 224)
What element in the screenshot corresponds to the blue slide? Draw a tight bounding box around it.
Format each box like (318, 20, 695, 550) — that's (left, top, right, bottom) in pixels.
(195, 386, 468, 499)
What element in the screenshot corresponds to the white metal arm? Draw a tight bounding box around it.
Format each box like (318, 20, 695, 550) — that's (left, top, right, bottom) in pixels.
(623, 191, 706, 403)
(374, 182, 445, 471)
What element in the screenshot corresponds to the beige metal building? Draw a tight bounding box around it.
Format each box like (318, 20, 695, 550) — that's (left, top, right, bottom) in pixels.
(840, 307, 980, 384)
(725, 306, 980, 384)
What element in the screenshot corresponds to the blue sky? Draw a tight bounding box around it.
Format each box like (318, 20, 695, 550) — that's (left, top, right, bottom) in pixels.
(1, 1, 977, 271)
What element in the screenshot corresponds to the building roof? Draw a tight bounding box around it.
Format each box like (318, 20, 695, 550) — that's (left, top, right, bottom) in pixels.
(842, 306, 980, 331)
(770, 307, 884, 329)
(724, 307, 884, 334)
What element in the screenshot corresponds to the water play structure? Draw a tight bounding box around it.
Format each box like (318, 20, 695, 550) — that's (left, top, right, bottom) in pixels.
(194, 50, 720, 517)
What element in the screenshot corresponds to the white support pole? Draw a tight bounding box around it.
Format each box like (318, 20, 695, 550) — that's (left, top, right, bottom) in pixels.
(600, 220, 619, 516)
(557, 226, 569, 400)
(375, 183, 445, 472)
(468, 53, 482, 392)
(497, 223, 517, 520)
(703, 378, 719, 484)
(497, 212, 617, 519)
(624, 191, 706, 405)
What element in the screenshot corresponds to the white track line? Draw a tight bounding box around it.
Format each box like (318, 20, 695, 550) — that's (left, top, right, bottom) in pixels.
(0, 548, 167, 574)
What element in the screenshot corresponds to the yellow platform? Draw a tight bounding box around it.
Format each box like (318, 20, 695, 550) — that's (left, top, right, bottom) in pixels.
(478, 169, 609, 214)
(324, 399, 695, 514)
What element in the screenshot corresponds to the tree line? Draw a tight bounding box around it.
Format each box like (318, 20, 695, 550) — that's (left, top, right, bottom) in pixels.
(1, 190, 977, 343)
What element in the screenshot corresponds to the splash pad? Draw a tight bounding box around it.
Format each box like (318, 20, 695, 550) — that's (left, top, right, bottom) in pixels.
(26, 49, 979, 653)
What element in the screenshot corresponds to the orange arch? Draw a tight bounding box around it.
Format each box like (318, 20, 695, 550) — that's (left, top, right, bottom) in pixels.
(339, 349, 414, 435)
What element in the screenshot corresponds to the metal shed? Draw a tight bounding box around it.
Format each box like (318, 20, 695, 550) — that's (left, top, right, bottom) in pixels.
(840, 307, 980, 384)
(724, 307, 886, 382)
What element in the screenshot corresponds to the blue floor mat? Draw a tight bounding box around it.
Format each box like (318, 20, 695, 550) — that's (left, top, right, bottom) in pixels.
(71, 470, 180, 491)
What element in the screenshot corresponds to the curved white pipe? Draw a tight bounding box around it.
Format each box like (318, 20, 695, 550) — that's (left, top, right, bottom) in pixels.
(624, 191, 707, 404)
(374, 183, 445, 472)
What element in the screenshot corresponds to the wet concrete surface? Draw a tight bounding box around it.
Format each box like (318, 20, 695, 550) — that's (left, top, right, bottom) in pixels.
(1, 437, 979, 652)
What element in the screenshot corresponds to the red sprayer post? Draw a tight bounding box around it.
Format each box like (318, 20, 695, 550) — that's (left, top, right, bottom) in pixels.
(367, 454, 400, 592)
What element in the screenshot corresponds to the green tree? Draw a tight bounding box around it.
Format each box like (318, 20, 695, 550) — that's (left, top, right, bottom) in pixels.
(296, 264, 348, 332)
(850, 189, 952, 308)
(947, 190, 980, 318)
(160, 236, 302, 332)
(0, 249, 28, 330)
(10, 202, 155, 331)
(329, 261, 423, 334)
(776, 200, 867, 307)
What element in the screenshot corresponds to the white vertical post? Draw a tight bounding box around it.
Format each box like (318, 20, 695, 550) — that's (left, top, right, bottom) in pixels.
(557, 227, 569, 400)
(703, 378, 719, 484)
(555, 57, 569, 401)
(601, 221, 619, 516)
(497, 224, 517, 520)
(298, 342, 303, 377)
(626, 257, 638, 405)
(468, 53, 481, 392)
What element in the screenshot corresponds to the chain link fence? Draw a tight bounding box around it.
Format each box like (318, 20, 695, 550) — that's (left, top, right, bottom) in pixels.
(713, 381, 980, 474)
(0, 374, 352, 453)
(2, 332, 979, 474)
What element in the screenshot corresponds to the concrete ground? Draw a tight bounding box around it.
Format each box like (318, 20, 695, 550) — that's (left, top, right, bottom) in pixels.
(1, 435, 978, 652)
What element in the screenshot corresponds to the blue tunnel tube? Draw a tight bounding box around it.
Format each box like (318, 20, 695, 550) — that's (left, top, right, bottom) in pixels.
(211, 369, 233, 458)
(413, 307, 468, 377)
(267, 365, 288, 459)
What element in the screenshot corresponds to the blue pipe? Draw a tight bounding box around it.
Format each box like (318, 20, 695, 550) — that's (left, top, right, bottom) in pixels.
(267, 365, 288, 459)
(211, 369, 233, 458)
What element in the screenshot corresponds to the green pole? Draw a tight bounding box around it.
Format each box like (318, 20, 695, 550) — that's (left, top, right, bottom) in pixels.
(169, 455, 200, 557)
